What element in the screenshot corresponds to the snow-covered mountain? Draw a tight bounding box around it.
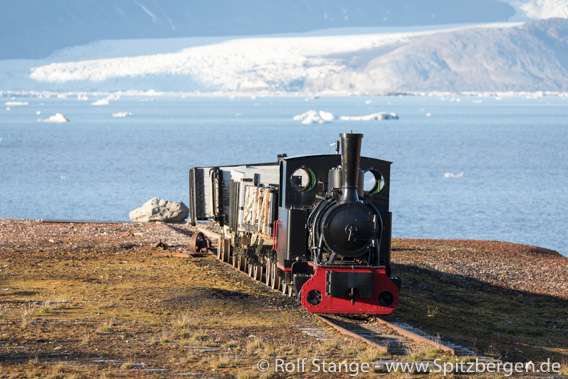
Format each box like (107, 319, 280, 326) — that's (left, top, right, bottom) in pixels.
(503, 0, 568, 20)
(1, 1, 567, 93)
(323, 18, 568, 92)
(1, 0, 516, 60)
(2, 18, 567, 94)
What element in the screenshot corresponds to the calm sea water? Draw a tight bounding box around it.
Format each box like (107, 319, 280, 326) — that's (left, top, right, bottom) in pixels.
(1, 94, 567, 256)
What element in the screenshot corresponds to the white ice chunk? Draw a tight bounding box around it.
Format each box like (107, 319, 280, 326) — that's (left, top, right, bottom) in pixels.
(444, 172, 464, 178)
(38, 113, 69, 123)
(294, 110, 333, 124)
(338, 112, 399, 121)
(91, 99, 110, 106)
(112, 112, 132, 118)
(4, 101, 28, 106)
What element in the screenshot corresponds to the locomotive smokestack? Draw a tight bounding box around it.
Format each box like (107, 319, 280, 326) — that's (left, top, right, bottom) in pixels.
(340, 132, 363, 203)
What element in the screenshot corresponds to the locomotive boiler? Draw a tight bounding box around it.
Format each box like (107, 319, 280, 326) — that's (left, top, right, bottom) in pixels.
(189, 133, 400, 314)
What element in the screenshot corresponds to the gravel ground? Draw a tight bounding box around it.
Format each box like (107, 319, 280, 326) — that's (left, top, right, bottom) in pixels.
(0, 218, 190, 254)
(391, 238, 567, 299)
(1, 218, 566, 300)
(1, 218, 567, 368)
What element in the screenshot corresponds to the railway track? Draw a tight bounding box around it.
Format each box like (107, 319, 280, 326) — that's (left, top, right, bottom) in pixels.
(176, 223, 481, 359)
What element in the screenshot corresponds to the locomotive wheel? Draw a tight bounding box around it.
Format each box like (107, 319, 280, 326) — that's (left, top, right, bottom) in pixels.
(216, 240, 222, 260)
(270, 263, 281, 290)
(254, 265, 263, 281)
(264, 260, 272, 286)
(247, 263, 254, 277)
(222, 239, 231, 262)
(281, 283, 294, 297)
(282, 282, 294, 296)
(287, 284, 294, 297)
(269, 263, 276, 289)
(237, 256, 242, 271)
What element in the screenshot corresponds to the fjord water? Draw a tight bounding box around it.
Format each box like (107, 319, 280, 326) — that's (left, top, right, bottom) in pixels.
(1, 95, 566, 256)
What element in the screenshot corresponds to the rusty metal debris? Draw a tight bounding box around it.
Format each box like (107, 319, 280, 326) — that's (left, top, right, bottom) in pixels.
(153, 241, 169, 250)
(188, 232, 211, 254)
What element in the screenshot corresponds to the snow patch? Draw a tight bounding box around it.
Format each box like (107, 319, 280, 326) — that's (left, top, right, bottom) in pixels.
(519, 0, 568, 19)
(38, 113, 69, 123)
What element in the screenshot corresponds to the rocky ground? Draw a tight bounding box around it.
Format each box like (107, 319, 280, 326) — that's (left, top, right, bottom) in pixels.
(392, 239, 567, 299)
(0, 218, 567, 377)
(389, 238, 568, 365)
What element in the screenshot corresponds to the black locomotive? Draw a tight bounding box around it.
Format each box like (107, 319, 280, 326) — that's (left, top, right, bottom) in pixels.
(189, 133, 400, 314)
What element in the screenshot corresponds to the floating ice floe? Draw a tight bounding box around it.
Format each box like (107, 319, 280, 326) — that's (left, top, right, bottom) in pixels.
(38, 113, 69, 123)
(338, 112, 398, 121)
(444, 172, 464, 178)
(77, 94, 89, 101)
(5, 101, 29, 106)
(293, 110, 335, 124)
(294, 110, 398, 124)
(112, 112, 132, 118)
(91, 98, 110, 106)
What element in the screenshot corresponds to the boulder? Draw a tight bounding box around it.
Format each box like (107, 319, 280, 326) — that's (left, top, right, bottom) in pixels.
(129, 197, 189, 223)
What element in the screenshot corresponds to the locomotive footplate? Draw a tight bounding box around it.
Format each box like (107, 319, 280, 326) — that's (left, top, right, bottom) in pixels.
(300, 264, 399, 314)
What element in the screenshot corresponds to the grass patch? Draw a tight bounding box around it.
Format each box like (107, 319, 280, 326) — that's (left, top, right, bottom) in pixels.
(358, 346, 387, 362)
(246, 338, 264, 353)
(210, 354, 237, 369)
(21, 304, 35, 329)
(172, 311, 195, 329)
(96, 319, 115, 334)
(222, 340, 239, 349)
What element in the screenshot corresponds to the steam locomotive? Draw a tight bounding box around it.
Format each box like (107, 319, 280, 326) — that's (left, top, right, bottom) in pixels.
(189, 133, 400, 314)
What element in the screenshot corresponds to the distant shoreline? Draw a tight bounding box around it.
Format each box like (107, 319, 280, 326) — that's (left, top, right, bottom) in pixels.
(3, 89, 568, 98)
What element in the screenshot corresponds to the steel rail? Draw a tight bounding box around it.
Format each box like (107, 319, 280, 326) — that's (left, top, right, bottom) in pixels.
(317, 315, 388, 353)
